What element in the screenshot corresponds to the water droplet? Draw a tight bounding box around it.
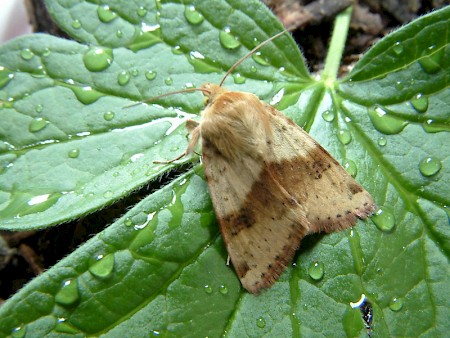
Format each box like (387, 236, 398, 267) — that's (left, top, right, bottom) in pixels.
(124, 217, 134, 226)
(256, 317, 266, 328)
(410, 93, 428, 113)
(204, 284, 213, 294)
(250, 65, 257, 73)
(418, 45, 444, 74)
(252, 51, 269, 66)
(97, 5, 117, 23)
(29, 117, 49, 132)
(338, 130, 352, 145)
(83, 47, 113, 72)
(145, 70, 157, 80)
(103, 191, 113, 198)
(392, 42, 404, 55)
(419, 157, 441, 177)
(232, 72, 246, 84)
(42, 48, 51, 57)
(368, 106, 408, 134)
(54, 317, 79, 334)
(184, 5, 204, 25)
(322, 109, 334, 122)
(71, 19, 81, 29)
(422, 119, 447, 133)
(103, 111, 115, 121)
(378, 136, 387, 146)
(11, 325, 27, 338)
(308, 261, 324, 280)
(69, 85, 104, 104)
(116, 30, 123, 38)
(20, 48, 34, 60)
(89, 253, 115, 279)
(55, 279, 80, 306)
(137, 6, 147, 17)
(171, 45, 184, 55)
(68, 148, 79, 158)
(165, 77, 173, 85)
(219, 28, 241, 50)
(131, 68, 139, 77)
(0, 66, 14, 88)
(35, 104, 43, 113)
(118, 70, 131, 85)
(219, 284, 228, 294)
(371, 207, 395, 232)
(389, 297, 403, 311)
(127, 24, 161, 52)
(343, 160, 357, 177)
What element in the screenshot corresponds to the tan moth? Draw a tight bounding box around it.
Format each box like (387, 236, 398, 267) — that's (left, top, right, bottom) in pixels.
(153, 30, 375, 294)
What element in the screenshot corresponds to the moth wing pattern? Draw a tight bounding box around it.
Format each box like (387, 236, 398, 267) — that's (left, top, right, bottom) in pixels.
(199, 86, 374, 293)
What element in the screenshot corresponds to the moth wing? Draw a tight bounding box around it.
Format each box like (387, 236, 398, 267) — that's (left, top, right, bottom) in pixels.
(263, 103, 375, 233)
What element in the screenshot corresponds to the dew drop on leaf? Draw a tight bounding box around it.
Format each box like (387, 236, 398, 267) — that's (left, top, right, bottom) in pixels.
(410, 93, 429, 113)
(117, 70, 131, 85)
(392, 41, 404, 55)
(89, 253, 115, 279)
(124, 217, 134, 227)
(103, 111, 115, 121)
(70, 86, 104, 105)
(219, 28, 241, 50)
(308, 261, 324, 280)
(171, 45, 183, 55)
(219, 284, 228, 294)
(252, 51, 269, 66)
(97, 5, 117, 23)
(256, 317, 266, 328)
(204, 284, 213, 294)
(322, 109, 334, 122)
(184, 5, 204, 25)
(165, 77, 173, 85)
(343, 160, 357, 178)
(116, 30, 123, 38)
(103, 191, 113, 198)
(29, 117, 49, 132)
(145, 70, 157, 80)
(418, 45, 444, 74)
(54, 318, 79, 334)
(71, 19, 81, 29)
(232, 73, 246, 84)
(68, 148, 79, 159)
(0, 66, 14, 88)
(137, 6, 147, 17)
(368, 106, 408, 135)
(11, 325, 27, 338)
(419, 157, 442, 177)
(371, 207, 395, 232)
(55, 279, 80, 306)
(422, 119, 448, 133)
(378, 136, 387, 147)
(35, 104, 43, 113)
(20, 48, 34, 60)
(338, 130, 352, 145)
(250, 65, 257, 73)
(389, 297, 403, 311)
(83, 47, 113, 72)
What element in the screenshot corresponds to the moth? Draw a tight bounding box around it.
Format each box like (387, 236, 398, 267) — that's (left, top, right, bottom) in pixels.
(154, 30, 375, 294)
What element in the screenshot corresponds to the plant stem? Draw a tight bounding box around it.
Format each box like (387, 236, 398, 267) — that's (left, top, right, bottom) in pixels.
(322, 6, 353, 82)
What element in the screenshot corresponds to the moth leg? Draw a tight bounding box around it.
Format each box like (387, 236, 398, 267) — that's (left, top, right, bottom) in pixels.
(154, 120, 201, 164)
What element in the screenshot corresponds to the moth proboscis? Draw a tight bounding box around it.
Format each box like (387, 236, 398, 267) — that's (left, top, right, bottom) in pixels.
(150, 29, 375, 294)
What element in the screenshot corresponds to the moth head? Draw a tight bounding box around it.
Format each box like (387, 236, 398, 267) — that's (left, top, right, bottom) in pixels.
(200, 83, 227, 106)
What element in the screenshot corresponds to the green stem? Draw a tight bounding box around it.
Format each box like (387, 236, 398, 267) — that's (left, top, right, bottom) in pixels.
(322, 6, 353, 82)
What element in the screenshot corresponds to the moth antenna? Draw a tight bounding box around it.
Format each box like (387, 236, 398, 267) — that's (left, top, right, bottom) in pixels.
(218, 28, 292, 87)
(123, 87, 211, 108)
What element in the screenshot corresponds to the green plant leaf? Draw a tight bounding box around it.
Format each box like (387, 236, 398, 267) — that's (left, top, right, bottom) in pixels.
(0, 1, 448, 337)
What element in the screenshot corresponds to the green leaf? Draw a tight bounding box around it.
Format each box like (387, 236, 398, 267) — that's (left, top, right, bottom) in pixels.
(0, 1, 448, 337)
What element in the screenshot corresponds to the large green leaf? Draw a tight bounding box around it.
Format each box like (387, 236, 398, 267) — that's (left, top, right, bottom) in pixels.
(0, 1, 448, 337)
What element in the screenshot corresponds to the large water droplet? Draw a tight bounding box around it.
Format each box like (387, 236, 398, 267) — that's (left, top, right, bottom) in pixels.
(145, 70, 157, 80)
(343, 160, 357, 177)
(419, 157, 441, 177)
(127, 25, 161, 52)
(389, 297, 403, 311)
(252, 51, 269, 66)
(371, 207, 395, 232)
(232, 72, 246, 84)
(410, 93, 428, 113)
(308, 261, 324, 280)
(55, 279, 80, 306)
(204, 284, 213, 294)
(378, 136, 387, 147)
(392, 42, 404, 55)
(89, 253, 115, 279)
(418, 45, 444, 74)
(54, 318, 79, 334)
(219, 284, 228, 294)
(219, 28, 241, 50)
(184, 5, 204, 25)
(368, 106, 408, 134)
(256, 317, 266, 328)
(422, 119, 448, 133)
(103, 111, 115, 121)
(70, 85, 104, 104)
(29, 117, 49, 132)
(338, 130, 352, 145)
(0, 66, 14, 88)
(83, 47, 113, 72)
(97, 5, 117, 23)
(117, 70, 131, 85)
(68, 148, 79, 158)
(322, 109, 334, 122)
(20, 48, 34, 60)
(11, 325, 27, 338)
